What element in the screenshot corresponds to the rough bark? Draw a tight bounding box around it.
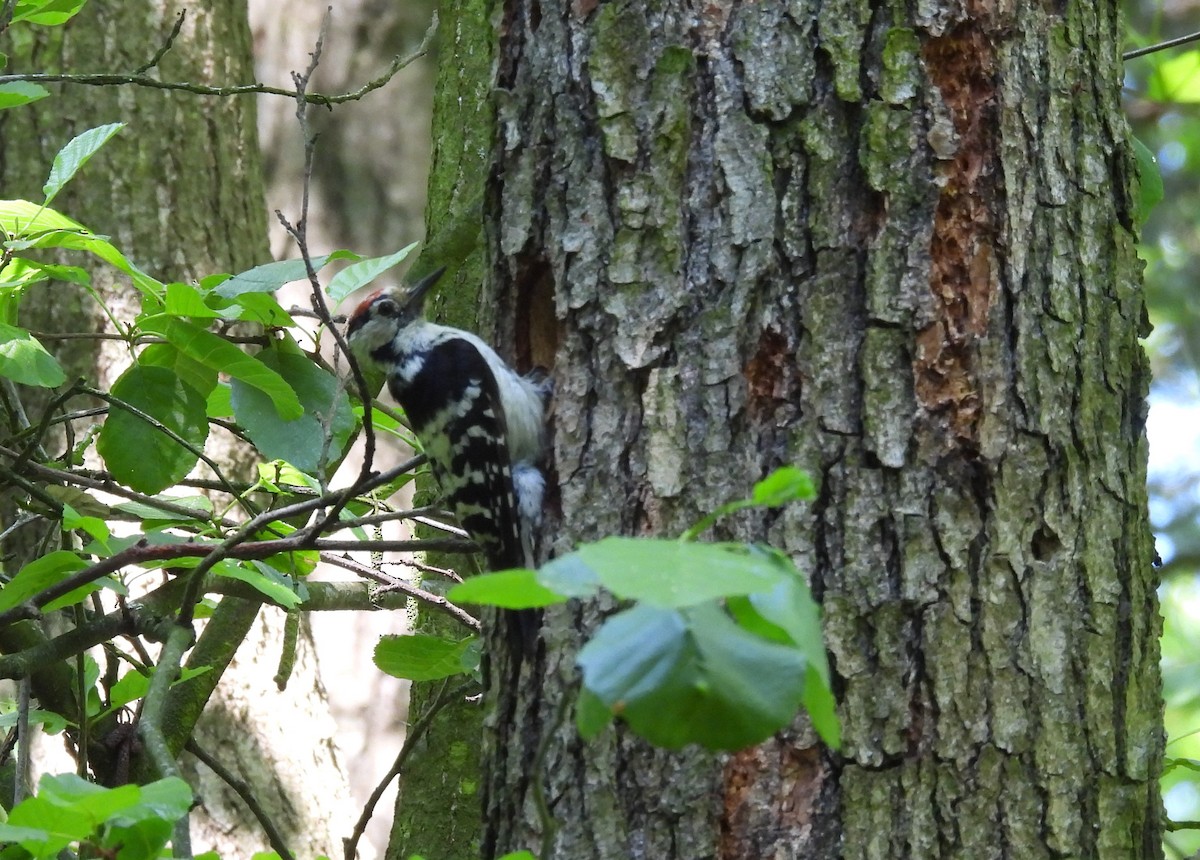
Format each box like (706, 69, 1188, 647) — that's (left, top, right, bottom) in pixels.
(473, 1, 1161, 859)
(0, 3, 359, 855)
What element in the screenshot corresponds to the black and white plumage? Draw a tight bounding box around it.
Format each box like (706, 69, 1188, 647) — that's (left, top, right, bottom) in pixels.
(346, 267, 550, 571)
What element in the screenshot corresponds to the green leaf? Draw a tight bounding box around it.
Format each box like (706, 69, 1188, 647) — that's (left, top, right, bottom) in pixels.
(1132, 136, 1164, 225)
(62, 502, 110, 548)
(211, 560, 302, 609)
(574, 538, 787, 607)
(752, 466, 816, 506)
(137, 342, 218, 399)
(326, 242, 419, 303)
(229, 348, 355, 472)
(43, 123, 124, 205)
(1147, 49, 1200, 102)
(802, 663, 840, 749)
(0, 200, 164, 299)
(374, 634, 475, 681)
(0, 708, 67, 734)
(0, 81, 49, 110)
(113, 494, 213, 523)
(99, 818, 171, 860)
(121, 777, 192, 821)
(10, 0, 89, 25)
(575, 685, 613, 740)
(0, 550, 87, 613)
(139, 315, 303, 420)
(536, 553, 601, 599)
(164, 281, 221, 318)
(213, 251, 359, 299)
(96, 363, 210, 495)
(577, 603, 807, 750)
(0, 323, 66, 386)
(105, 671, 149, 712)
(448, 569, 567, 609)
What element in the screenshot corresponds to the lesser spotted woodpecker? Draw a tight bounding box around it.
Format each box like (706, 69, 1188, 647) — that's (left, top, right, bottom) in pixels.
(346, 267, 550, 571)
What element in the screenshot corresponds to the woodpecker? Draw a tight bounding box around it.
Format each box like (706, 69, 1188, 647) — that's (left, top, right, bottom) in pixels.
(345, 267, 550, 572)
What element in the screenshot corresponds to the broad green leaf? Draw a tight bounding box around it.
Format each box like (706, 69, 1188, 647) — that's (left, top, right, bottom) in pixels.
(5, 797, 88, 853)
(38, 774, 140, 818)
(574, 538, 786, 607)
(577, 603, 807, 750)
(98, 818, 171, 860)
(327, 242, 419, 303)
(0, 708, 67, 734)
(207, 381, 233, 418)
(139, 315, 302, 419)
(448, 569, 567, 609)
(229, 348, 354, 472)
(536, 553, 601, 599)
(0, 322, 66, 386)
(1147, 49, 1200, 103)
(41, 574, 123, 613)
(62, 502, 110, 548)
(1132, 136, 1164, 225)
(164, 281, 220, 318)
(0, 550, 87, 612)
(0, 258, 90, 289)
(96, 364, 210, 494)
(374, 634, 475, 681)
(43, 123, 124, 205)
(137, 342, 218, 399)
(213, 251, 359, 298)
(0, 81, 49, 109)
(802, 663, 840, 749)
(106, 671, 149, 711)
(752, 466, 816, 506)
(118, 777, 192, 822)
(0, 200, 163, 299)
(211, 559, 302, 609)
(213, 290, 295, 326)
(113, 494, 213, 523)
(11, 0, 89, 25)
(575, 685, 614, 740)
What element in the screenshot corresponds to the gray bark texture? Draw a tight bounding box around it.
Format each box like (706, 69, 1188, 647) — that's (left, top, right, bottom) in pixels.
(462, 0, 1163, 858)
(0, 3, 359, 856)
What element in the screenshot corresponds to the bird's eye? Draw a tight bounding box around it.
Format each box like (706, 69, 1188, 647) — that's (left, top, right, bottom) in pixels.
(377, 297, 399, 317)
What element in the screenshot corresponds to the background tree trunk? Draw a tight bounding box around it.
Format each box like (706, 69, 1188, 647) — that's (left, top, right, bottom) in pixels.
(248, 2, 437, 854)
(0, 3, 360, 855)
(466, 1, 1162, 858)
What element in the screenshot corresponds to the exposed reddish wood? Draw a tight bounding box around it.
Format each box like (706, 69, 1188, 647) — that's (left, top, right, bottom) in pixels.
(917, 23, 1001, 444)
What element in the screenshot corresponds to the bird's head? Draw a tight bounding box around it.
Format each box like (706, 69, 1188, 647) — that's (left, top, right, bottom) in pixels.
(345, 266, 445, 360)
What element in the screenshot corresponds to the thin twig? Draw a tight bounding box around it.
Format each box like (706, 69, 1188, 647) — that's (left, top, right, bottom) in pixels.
(319, 553, 479, 631)
(186, 741, 296, 860)
(0, 16, 437, 105)
(342, 679, 475, 860)
(0, 443, 232, 525)
(15, 679, 30, 804)
(1124, 29, 1200, 61)
(134, 9, 187, 75)
(0, 0, 17, 36)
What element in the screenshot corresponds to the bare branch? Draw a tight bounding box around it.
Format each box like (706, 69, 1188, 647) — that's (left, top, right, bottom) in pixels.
(134, 9, 187, 75)
(0, 14, 438, 106)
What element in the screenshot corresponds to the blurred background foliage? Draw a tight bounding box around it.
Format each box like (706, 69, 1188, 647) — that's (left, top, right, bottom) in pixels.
(1126, 1, 1200, 855)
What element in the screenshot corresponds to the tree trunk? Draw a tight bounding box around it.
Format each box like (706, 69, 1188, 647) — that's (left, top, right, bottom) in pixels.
(471, 1, 1162, 858)
(0, 3, 359, 855)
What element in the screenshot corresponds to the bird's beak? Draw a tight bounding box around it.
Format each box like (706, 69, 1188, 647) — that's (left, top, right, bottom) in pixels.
(405, 266, 447, 312)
